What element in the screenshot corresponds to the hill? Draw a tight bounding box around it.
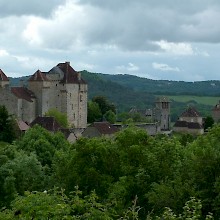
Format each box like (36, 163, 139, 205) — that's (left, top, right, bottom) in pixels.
(99, 73, 220, 96)
(9, 71, 219, 121)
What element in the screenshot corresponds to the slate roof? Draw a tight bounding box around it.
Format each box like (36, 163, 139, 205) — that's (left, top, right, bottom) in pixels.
(180, 107, 201, 117)
(174, 120, 203, 129)
(92, 122, 119, 135)
(30, 116, 62, 132)
(29, 70, 49, 81)
(0, 69, 9, 81)
(57, 62, 87, 84)
(11, 87, 36, 102)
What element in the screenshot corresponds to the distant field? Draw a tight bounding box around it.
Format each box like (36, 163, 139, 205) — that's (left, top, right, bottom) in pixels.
(167, 95, 220, 106)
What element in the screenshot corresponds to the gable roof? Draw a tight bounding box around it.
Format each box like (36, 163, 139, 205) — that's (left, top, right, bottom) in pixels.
(29, 70, 49, 82)
(0, 69, 9, 81)
(11, 87, 36, 102)
(180, 107, 201, 117)
(57, 62, 87, 84)
(30, 116, 62, 132)
(174, 120, 203, 129)
(92, 122, 119, 135)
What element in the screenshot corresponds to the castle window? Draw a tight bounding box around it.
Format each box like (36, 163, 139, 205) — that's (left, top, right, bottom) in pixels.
(70, 93, 71, 97)
(72, 104, 73, 110)
(56, 84, 57, 86)
(80, 95, 82, 102)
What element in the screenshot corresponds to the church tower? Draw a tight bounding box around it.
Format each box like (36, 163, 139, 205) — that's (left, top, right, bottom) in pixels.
(155, 97, 170, 130)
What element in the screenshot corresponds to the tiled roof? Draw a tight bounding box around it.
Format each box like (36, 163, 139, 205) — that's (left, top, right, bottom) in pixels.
(174, 120, 203, 129)
(57, 62, 87, 84)
(181, 107, 201, 117)
(0, 69, 9, 81)
(92, 122, 119, 135)
(30, 116, 62, 132)
(29, 70, 49, 81)
(11, 87, 36, 102)
(173, 120, 188, 127)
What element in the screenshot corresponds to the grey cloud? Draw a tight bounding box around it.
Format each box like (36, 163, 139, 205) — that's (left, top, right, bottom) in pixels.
(0, 0, 63, 17)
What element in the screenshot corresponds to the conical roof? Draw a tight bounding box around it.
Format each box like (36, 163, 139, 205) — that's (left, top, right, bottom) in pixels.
(29, 70, 49, 81)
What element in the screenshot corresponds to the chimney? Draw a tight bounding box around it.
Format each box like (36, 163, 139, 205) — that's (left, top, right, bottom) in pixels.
(65, 61, 70, 65)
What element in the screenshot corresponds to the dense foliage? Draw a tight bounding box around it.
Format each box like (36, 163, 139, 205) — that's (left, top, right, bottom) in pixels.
(45, 108, 69, 128)
(2, 123, 220, 218)
(0, 105, 17, 143)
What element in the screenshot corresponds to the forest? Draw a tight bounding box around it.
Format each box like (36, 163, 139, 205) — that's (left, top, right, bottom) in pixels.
(0, 105, 219, 219)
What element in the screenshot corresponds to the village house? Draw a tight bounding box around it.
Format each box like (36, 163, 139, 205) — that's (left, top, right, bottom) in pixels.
(173, 107, 204, 135)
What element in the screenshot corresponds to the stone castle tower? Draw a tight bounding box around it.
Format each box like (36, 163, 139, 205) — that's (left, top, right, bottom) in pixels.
(0, 62, 87, 128)
(154, 97, 170, 130)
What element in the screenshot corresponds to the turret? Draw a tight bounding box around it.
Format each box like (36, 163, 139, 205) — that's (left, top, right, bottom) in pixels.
(28, 70, 51, 116)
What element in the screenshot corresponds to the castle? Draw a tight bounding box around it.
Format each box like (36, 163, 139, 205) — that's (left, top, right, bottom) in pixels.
(0, 62, 87, 128)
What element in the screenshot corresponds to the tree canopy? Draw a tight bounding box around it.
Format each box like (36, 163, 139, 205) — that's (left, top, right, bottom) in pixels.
(2, 124, 220, 218)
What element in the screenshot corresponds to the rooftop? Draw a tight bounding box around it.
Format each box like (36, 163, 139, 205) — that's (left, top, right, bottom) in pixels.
(11, 87, 36, 102)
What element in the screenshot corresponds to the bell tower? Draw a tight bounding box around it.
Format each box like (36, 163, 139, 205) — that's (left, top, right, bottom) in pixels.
(155, 97, 171, 130)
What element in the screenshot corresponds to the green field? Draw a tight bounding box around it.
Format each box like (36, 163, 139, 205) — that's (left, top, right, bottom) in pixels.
(167, 95, 220, 106)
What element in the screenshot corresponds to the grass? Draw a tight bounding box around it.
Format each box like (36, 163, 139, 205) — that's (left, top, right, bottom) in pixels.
(167, 95, 220, 106)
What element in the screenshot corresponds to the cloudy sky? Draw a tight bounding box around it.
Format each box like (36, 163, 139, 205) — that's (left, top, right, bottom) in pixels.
(0, 0, 220, 81)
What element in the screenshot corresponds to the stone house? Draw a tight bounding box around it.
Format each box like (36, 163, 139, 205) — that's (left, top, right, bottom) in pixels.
(0, 62, 87, 128)
(173, 107, 204, 135)
(82, 122, 119, 138)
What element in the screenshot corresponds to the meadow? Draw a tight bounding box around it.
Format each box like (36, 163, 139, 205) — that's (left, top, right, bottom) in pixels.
(167, 95, 220, 106)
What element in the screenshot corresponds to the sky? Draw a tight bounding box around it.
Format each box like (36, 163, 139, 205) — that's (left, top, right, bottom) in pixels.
(0, 0, 220, 81)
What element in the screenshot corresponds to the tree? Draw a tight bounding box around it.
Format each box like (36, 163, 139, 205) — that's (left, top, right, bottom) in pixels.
(92, 96, 116, 116)
(204, 116, 214, 130)
(104, 110, 116, 124)
(87, 101, 102, 123)
(0, 105, 17, 143)
(17, 125, 70, 167)
(45, 108, 68, 128)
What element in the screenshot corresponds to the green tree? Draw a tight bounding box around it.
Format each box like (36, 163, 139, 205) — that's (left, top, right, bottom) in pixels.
(0, 105, 17, 143)
(92, 96, 116, 115)
(17, 125, 70, 167)
(104, 110, 116, 124)
(204, 115, 214, 130)
(45, 108, 68, 128)
(87, 101, 102, 123)
(0, 150, 48, 207)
